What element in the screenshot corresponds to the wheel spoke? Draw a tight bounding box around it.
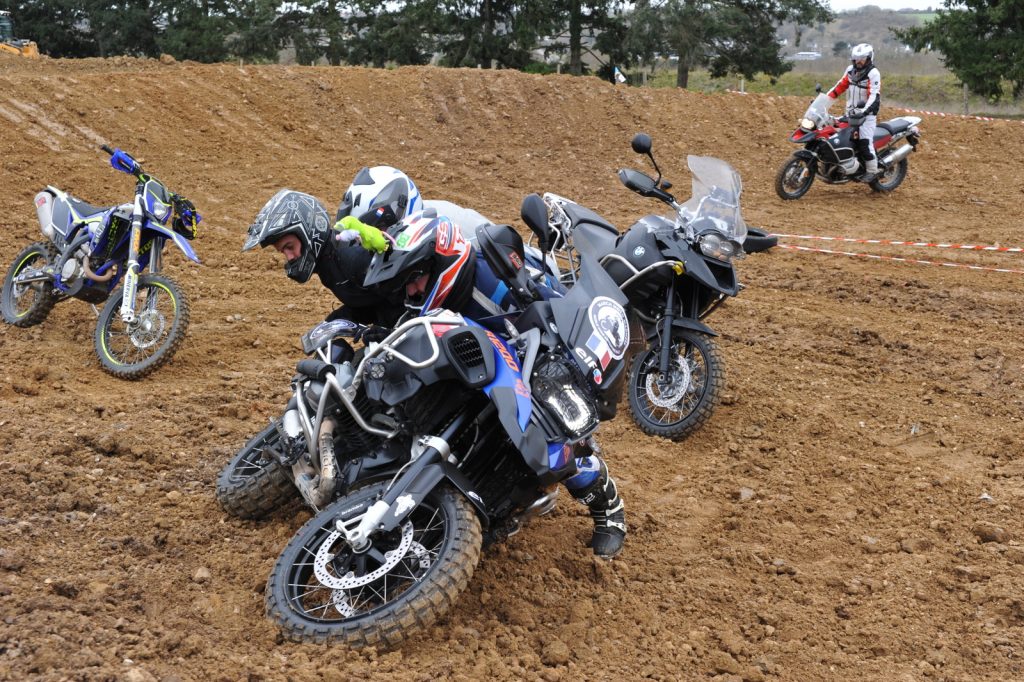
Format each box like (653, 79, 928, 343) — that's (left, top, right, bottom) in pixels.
(280, 494, 452, 625)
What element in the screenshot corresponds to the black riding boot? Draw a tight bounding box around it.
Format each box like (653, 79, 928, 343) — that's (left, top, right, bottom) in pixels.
(856, 139, 878, 182)
(569, 459, 627, 559)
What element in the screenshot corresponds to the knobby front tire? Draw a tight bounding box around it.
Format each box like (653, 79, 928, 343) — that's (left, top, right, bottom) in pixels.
(265, 482, 481, 649)
(628, 329, 725, 441)
(775, 156, 815, 200)
(93, 273, 189, 380)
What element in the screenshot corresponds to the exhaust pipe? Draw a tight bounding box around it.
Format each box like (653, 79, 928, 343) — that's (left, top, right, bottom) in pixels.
(313, 418, 338, 508)
(880, 144, 913, 167)
(291, 417, 338, 510)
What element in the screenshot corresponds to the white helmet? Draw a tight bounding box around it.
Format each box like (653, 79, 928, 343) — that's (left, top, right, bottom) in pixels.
(336, 166, 422, 229)
(851, 43, 873, 67)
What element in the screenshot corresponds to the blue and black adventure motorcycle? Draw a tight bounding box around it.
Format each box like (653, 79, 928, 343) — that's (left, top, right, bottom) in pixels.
(223, 197, 630, 648)
(1, 145, 201, 379)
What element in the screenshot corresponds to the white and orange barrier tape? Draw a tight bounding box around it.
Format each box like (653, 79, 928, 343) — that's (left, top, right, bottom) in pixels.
(770, 233, 1024, 253)
(768, 231, 1024, 275)
(775, 243, 1024, 275)
(892, 106, 1012, 123)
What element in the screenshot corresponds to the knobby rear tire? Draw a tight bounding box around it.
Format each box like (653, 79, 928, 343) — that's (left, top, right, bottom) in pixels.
(1, 242, 58, 327)
(870, 157, 908, 193)
(216, 422, 297, 520)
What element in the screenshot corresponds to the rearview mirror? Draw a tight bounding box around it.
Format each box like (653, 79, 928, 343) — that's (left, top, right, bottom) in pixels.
(631, 133, 652, 155)
(520, 194, 553, 250)
(815, 83, 822, 94)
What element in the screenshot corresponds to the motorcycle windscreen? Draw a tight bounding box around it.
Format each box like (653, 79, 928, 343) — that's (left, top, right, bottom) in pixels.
(804, 93, 834, 127)
(679, 156, 747, 244)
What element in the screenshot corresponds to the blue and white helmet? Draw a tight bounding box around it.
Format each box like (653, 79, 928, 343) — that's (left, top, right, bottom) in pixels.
(336, 166, 422, 229)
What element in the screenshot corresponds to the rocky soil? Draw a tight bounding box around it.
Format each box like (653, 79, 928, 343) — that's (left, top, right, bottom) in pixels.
(1, 54, 1022, 681)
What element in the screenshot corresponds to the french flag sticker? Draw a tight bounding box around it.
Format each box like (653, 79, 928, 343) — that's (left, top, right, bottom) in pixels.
(586, 333, 611, 369)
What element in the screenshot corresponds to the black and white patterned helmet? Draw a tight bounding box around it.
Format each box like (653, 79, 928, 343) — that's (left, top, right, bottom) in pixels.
(243, 189, 330, 283)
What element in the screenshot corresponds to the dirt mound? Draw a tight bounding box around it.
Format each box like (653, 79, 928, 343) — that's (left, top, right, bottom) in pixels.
(1, 57, 1023, 681)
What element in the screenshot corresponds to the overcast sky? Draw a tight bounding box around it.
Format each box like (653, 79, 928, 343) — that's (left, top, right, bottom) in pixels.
(829, 0, 938, 10)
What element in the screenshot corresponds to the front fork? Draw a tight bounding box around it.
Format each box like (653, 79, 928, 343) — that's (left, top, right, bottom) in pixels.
(657, 280, 676, 378)
(117, 196, 163, 325)
(118, 195, 144, 324)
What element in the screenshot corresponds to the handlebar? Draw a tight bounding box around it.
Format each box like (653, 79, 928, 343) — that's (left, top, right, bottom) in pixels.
(101, 144, 143, 177)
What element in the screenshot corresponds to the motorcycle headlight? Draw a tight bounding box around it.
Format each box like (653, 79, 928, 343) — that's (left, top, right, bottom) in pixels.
(149, 202, 170, 222)
(800, 118, 815, 130)
(699, 233, 740, 262)
(534, 376, 598, 439)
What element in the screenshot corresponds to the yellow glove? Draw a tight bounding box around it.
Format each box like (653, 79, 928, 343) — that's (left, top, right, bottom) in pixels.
(333, 216, 389, 254)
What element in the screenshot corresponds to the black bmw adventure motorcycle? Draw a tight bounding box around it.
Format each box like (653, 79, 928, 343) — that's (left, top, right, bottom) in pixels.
(537, 133, 757, 441)
(219, 198, 632, 648)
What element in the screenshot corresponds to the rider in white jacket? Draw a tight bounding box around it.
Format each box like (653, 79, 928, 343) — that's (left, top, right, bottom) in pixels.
(827, 43, 881, 182)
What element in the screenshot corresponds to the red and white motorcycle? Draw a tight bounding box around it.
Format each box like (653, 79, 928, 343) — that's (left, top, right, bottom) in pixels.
(775, 92, 921, 200)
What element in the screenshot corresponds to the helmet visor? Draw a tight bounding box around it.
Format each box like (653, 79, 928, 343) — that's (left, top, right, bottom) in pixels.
(242, 221, 264, 251)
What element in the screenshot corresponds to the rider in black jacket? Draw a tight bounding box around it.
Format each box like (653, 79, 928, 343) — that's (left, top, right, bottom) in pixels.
(243, 183, 409, 330)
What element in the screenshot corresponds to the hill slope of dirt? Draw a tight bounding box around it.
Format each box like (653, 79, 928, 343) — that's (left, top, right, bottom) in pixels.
(1, 55, 1023, 681)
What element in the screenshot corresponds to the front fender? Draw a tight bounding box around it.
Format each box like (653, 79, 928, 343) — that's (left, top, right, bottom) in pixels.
(376, 462, 489, 533)
(144, 222, 200, 264)
(644, 317, 717, 340)
(793, 149, 817, 161)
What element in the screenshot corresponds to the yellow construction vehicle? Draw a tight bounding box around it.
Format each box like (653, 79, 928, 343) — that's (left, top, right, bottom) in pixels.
(0, 10, 39, 58)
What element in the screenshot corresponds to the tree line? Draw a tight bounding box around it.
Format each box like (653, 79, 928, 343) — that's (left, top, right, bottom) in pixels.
(7, 0, 834, 87)
(6, 0, 1021, 98)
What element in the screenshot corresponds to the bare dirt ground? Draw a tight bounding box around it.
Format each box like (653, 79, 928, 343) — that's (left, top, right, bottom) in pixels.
(1, 54, 1023, 682)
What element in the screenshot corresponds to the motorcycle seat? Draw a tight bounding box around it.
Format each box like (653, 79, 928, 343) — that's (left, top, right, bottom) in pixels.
(878, 119, 912, 135)
(561, 203, 619, 259)
(562, 203, 619, 236)
(68, 196, 111, 220)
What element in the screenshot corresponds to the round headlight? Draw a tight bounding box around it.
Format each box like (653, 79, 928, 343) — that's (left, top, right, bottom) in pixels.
(800, 118, 815, 130)
(699, 233, 739, 262)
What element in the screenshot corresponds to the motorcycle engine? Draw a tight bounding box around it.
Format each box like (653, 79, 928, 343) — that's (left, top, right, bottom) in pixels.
(61, 250, 86, 285)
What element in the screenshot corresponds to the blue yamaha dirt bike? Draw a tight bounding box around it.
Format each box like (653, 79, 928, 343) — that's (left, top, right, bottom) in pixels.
(1, 145, 201, 379)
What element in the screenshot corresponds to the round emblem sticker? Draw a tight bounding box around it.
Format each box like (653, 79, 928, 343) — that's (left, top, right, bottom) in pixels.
(588, 297, 629, 359)
(633, 246, 646, 257)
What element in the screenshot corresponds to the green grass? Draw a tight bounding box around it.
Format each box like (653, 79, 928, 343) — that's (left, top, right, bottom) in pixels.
(639, 68, 1023, 117)
(902, 12, 938, 24)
